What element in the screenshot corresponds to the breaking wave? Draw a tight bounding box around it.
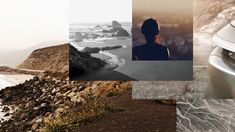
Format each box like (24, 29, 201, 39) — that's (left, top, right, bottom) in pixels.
(0, 74, 33, 90)
(0, 75, 15, 90)
(82, 37, 114, 43)
(71, 42, 85, 51)
(99, 51, 125, 68)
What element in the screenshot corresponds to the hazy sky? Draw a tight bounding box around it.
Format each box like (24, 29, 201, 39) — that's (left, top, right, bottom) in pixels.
(133, 0, 192, 16)
(70, 0, 132, 24)
(0, 0, 69, 52)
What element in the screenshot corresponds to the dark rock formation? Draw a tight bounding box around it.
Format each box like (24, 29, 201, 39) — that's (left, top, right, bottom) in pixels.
(83, 47, 101, 54)
(112, 28, 129, 37)
(82, 45, 123, 54)
(101, 45, 123, 51)
(102, 20, 125, 33)
(111, 20, 122, 32)
(69, 44, 106, 76)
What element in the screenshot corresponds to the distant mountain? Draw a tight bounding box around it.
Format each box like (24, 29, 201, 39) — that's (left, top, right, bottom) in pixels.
(0, 41, 67, 67)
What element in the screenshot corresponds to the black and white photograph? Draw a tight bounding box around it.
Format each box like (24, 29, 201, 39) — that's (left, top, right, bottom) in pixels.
(177, 99, 235, 132)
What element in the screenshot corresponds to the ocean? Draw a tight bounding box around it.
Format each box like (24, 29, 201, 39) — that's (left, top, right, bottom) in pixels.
(0, 74, 33, 90)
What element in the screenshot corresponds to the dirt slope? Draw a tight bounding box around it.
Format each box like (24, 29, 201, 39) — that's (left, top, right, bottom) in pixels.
(78, 90, 176, 132)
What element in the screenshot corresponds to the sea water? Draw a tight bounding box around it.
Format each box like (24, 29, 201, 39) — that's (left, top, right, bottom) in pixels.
(0, 74, 34, 90)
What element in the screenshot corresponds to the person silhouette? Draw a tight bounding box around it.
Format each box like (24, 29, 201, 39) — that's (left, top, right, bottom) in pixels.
(133, 18, 170, 60)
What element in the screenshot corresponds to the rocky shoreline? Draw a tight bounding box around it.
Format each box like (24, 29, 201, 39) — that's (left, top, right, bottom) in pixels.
(0, 71, 131, 131)
(0, 71, 175, 131)
(0, 43, 175, 131)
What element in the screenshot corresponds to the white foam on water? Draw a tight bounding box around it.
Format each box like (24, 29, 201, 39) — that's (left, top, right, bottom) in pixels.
(0, 80, 12, 90)
(0, 74, 33, 90)
(71, 42, 85, 51)
(121, 45, 127, 48)
(82, 37, 113, 43)
(99, 51, 125, 67)
(82, 39, 103, 43)
(0, 75, 17, 90)
(0, 101, 17, 125)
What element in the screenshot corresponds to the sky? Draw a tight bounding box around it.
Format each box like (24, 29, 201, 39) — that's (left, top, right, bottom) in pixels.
(133, 0, 192, 16)
(0, 0, 69, 52)
(70, 0, 132, 24)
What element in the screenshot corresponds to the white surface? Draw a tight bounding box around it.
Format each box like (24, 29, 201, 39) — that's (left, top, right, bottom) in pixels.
(0, 74, 33, 90)
(0, 0, 69, 52)
(208, 47, 235, 98)
(0, 102, 16, 125)
(82, 37, 113, 43)
(70, 42, 85, 51)
(231, 20, 235, 26)
(212, 22, 235, 52)
(209, 47, 235, 76)
(99, 51, 125, 67)
(70, 0, 131, 23)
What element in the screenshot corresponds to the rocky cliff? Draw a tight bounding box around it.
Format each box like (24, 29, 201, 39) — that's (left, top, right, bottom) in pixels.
(17, 44, 69, 74)
(69, 44, 106, 76)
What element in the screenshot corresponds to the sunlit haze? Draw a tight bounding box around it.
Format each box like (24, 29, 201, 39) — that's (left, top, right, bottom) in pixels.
(133, 0, 192, 16)
(0, 0, 69, 52)
(70, 0, 132, 24)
